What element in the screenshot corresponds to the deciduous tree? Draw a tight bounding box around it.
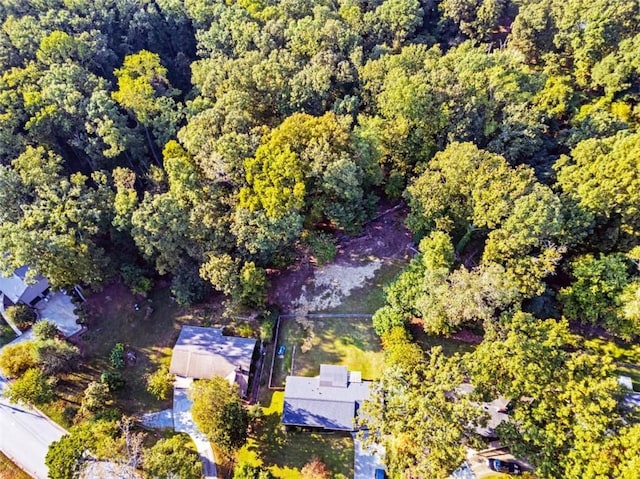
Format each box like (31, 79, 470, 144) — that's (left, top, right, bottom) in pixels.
(190, 377, 248, 456)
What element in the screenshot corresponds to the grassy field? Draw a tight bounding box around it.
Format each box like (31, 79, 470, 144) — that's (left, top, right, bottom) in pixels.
(271, 316, 384, 388)
(0, 453, 30, 479)
(238, 391, 353, 479)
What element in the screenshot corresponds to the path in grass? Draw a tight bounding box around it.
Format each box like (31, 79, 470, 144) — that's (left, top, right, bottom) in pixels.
(238, 391, 353, 479)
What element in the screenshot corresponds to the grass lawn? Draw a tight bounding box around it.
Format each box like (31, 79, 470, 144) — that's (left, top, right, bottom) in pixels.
(0, 317, 16, 347)
(271, 316, 384, 388)
(49, 283, 204, 425)
(0, 452, 30, 479)
(238, 390, 353, 479)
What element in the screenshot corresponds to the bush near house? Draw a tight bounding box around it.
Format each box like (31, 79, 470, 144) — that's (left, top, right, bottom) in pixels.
(5, 304, 36, 331)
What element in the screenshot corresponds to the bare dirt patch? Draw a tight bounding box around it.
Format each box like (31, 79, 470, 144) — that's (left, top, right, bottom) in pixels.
(267, 202, 414, 312)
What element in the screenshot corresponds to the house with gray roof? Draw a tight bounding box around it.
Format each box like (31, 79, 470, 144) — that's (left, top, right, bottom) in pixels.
(169, 326, 257, 397)
(282, 364, 371, 431)
(0, 265, 49, 306)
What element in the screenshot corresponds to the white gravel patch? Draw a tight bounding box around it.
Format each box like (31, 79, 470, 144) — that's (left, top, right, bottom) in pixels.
(292, 259, 382, 313)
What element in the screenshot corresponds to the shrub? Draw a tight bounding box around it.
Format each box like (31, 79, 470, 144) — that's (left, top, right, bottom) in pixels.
(120, 264, 154, 296)
(109, 343, 125, 369)
(238, 262, 268, 309)
(0, 341, 37, 377)
(36, 339, 80, 375)
(33, 319, 59, 341)
(259, 314, 276, 343)
(233, 460, 274, 479)
(307, 231, 337, 266)
(5, 304, 36, 330)
(81, 381, 111, 412)
(0, 323, 15, 342)
(146, 366, 173, 400)
(301, 457, 329, 479)
(171, 263, 207, 306)
(236, 322, 255, 338)
(6, 368, 55, 405)
(372, 306, 406, 336)
(100, 370, 125, 391)
(144, 434, 202, 479)
(62, 406, 78, 424)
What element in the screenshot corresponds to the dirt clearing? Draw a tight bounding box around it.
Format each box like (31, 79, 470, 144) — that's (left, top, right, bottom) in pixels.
(267, 203, 414, 313)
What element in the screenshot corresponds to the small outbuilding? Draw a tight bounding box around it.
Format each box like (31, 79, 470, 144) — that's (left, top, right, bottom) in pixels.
(169, 326, 257, 397)
(282, 364, 371, 431)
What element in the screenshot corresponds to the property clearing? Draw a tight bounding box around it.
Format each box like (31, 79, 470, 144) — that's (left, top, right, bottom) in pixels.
(267, 202, 414, 313)
(291, 261, 383, 314)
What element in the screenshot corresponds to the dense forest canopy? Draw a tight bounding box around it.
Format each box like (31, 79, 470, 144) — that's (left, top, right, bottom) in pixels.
(0, 0, 639, 477)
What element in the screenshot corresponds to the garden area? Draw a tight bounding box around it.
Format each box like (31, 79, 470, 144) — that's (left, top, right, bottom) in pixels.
(238, 390, 354, 479)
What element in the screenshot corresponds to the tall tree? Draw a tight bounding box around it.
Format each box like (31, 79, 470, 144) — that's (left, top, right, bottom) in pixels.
(468, 312, 630, 479)
(190, 376, 249, 457)
(360, 342, 485, 478)
(0, 146, 113, 287)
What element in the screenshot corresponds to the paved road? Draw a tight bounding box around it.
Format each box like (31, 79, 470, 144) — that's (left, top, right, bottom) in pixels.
(0, 376, 66, 479)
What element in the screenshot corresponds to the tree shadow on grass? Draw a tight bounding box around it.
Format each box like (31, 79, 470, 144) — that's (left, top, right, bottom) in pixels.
(247, 392, 353, 478)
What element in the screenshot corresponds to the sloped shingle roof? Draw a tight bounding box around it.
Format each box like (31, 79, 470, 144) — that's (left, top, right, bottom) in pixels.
(169, 326, 256, 394)
(282, 366, 371, 431)
(0, 266, 48, 304)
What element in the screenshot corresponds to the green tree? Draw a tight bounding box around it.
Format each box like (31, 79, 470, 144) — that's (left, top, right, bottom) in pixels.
(559, 253, 633, 337)
(32, 319, 58, 341)
(468, 312, 627, 479)
(0, 341, 37, 378)
(440, 0, 507, 42)
(233, 460, 275, 479)
(112, 50, 183, 156)
(144, 434, 202, 479)
(45, 419, 121, 479)
(554, 132, 640, 249)
(146, 366, 174, 401)
(190, 377, 248, 456)
(35, 339, 80, 376)
(46, 431, 87, 479)
(0, 147, 112, 288)
(6, 368, 55, 405)
(4, 304, 36, 330)
(81, 381, 111, 413)
(405, 142, 536, 241)
(360, 346, 485, 478)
